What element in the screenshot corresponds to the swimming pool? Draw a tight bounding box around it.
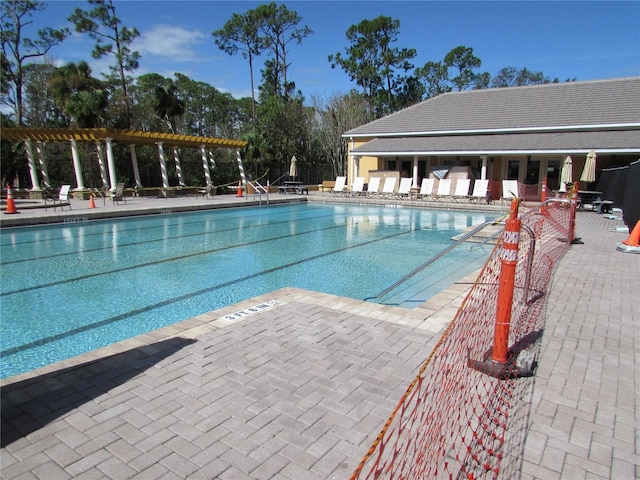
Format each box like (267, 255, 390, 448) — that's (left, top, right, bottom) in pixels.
(0, 203, 497, 378)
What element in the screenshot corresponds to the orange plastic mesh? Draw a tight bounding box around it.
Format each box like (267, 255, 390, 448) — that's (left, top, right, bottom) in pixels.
(352, 199, 575, 479)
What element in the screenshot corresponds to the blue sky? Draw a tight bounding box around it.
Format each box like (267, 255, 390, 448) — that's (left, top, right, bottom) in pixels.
(27, 1, 640, 101)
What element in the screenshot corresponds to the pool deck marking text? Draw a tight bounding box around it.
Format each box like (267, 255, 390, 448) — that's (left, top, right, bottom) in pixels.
(220, 300, 284, 322)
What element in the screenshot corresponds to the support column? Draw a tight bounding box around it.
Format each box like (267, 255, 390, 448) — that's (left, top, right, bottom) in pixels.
(208, 149, 216, 171)
(173, 146, 185, 186)
(481, 155, 488, 180)
(200, 145, 211, 185)
(236, 150, 247, 184)
(129, 145, 142, 188)
(105, 137, 118, 192)
(24, 140, 42, 191)
(95, 142, 109, 188)
(36, 142, 51, 189)
(412, 155, 419, 187)
(157, 142, 169, 189)
(351, 155, 359, 185)
(70, 139, 85, 190)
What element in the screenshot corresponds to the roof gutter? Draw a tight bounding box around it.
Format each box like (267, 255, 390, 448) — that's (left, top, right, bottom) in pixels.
(343, 123, 640, 139)
(351, 148, 640, 156)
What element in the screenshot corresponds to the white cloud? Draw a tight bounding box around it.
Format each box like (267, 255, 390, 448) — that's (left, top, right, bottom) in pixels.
(134, 25, 208, 62)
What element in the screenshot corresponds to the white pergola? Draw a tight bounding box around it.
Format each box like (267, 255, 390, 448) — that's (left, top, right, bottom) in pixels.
(0, 127, 248, 192)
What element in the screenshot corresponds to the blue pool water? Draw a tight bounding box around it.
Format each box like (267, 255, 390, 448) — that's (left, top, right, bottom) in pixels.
(0, 203, 497, 378)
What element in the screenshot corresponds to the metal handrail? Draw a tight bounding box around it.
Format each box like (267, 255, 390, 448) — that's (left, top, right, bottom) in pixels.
(366, 219, 501, 301)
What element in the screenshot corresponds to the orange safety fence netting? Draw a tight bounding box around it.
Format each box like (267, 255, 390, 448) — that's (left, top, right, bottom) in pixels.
(351, 198, 576, 480)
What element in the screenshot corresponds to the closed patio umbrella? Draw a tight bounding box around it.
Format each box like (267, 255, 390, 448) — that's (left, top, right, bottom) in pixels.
(289, 155, 297, 180)
(580, 149, 597, 184)
(560, 155, 573, 192)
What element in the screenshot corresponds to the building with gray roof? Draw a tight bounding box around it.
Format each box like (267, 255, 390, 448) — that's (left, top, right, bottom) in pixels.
(343, 77, 640, 199)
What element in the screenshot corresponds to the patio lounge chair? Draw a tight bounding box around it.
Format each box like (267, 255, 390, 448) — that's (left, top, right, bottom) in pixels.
(44, 184, 72, 211)
(452, 179, 471, 202)
(469, 179, 490, 203)
(332, 176, 348, 196)
(501, 180, 519, 204)
(109, 182, 127, 205)
(417, 178, 435, 200)
(351, 177, 365, 196)
(381, 177, 397, 198)
(366, 176, 381, 197)
(435, 178, 452, 201)
(397, 178, 413, 198)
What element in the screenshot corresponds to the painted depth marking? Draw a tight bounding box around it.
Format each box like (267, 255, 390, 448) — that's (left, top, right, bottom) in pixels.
(220, 300, 284, 322)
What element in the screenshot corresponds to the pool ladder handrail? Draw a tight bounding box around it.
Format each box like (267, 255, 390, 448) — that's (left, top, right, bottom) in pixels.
(366, 219, 502, 302)
(248, 180, 269, 205)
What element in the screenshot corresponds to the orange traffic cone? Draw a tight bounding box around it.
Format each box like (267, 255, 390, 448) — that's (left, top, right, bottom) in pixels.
(236, 179, 243, 197)
(88, 195, 96, 209)
(621, 220, 640, 247)
(616, 220, 640, 254)
(4, 184, 18, 214)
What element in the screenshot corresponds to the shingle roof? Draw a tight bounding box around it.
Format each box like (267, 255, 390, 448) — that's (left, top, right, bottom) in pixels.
(351, 129, 640, 155)
(345, 77, 640, 137)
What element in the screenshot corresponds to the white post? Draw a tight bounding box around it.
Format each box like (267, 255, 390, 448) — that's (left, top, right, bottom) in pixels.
(200, 145, 211, 184)
(129, 145, 142, 188)
(105, 137, 118, 192)
(36, 142, 51, 189)
(351, 155, 359, 185)
(173, 146, 185, 186)
(24, 140, 42, 191)
(95, 142, 109, 188)
(481, 155, 488, 180)
(70, 139, 85, 190)
(157, 142, 169, 189)
(208, 149, 216, 170)
(236, 150, 247, 184)
(412, 156, 419, 187)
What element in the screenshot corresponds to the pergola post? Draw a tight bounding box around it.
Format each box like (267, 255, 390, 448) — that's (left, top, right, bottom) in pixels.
(157, 142, 170, 189)
(208, 149, 216, 171)
(95, 142, 110, 188)
(200, 145, 211, 185)
(105, 137, 118, 192)
(129, 145, 143, 188)
(24, 140, 42, 191)
(36, 142, 51, 189)
(236, 150, 247, 185)
(70, 139, 86, 190)
(173, 146, 185, 186)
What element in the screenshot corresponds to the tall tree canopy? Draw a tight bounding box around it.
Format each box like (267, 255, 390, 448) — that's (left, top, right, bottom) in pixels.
(69, 0, 140, 128)
(254, 2, 312, 99)
(1, 0, 69, 125)
(329, 16, 416, 118)
(444, 45, 483, 91)
(213, 10, 263, 127)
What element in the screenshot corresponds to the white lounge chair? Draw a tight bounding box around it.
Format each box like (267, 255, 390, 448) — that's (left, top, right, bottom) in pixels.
(351, 177, 365, 196)
(332, 176, 347, 196)
(397, 177, 412, 198)
(367, 176, 381, 197)
(417, 178, 435, 200)
(381, 177, 397, 198)
(452, 179, 471, 202)
(45, 184, 72, 211)
(435, 178, 452, 201)
(501, 180, 519, 204)
(469, 179, 489, 203)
